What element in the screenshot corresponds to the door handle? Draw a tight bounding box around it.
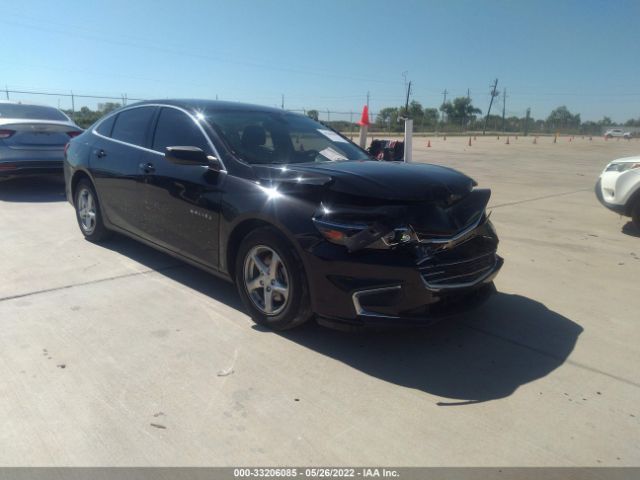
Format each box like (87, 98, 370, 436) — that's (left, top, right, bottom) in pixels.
(95, 149, 107, 158)
(139, 162, 155, 173)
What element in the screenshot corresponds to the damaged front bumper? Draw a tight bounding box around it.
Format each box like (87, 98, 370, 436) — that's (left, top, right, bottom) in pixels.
(301, 215, 503, 327)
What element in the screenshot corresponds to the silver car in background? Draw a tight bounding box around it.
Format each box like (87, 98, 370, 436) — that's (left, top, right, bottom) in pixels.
(0, 101, 83, 178)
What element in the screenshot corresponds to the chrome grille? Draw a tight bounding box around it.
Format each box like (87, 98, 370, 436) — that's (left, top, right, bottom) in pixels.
(417, 235, 497, 289)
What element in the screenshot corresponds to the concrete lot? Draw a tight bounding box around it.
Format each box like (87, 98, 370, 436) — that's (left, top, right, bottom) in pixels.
(0, 136, 638, 466)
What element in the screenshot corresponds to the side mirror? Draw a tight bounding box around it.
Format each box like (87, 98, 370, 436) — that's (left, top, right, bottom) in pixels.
(165, 146, 220, 170)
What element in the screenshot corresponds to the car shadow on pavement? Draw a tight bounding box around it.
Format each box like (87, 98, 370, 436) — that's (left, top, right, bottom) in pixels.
(0, 175, 67, 202)
(280, 294, 583, 405)
(101, 235, 583, 405)
(99, 235, 245, 310)
(621, 221, 640, 238)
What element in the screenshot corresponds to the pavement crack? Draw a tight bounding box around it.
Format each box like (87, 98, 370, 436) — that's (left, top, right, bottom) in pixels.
(0, 264, 184, 303)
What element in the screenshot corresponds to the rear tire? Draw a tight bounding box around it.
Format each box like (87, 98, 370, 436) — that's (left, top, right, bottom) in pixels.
(235, 227, 312, 330)
(74, 179, 110, 242)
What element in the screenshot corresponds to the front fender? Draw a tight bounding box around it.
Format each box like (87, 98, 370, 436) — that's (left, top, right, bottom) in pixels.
(219, 174, 320, 276)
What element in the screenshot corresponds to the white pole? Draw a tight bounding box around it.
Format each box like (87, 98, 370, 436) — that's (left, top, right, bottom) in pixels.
(358, 124, 368, 149)
(404, 119, 413, 162)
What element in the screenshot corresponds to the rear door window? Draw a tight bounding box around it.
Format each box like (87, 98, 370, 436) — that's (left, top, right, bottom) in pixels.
(111, 107, 156, 147)
(152, 107, 209, 153)
(95, 115, 116, 137)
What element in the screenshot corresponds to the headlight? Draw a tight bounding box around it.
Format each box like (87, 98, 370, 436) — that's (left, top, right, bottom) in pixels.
(312, 217, 413, 251)
(312, 218, 369, 245)
(606, 162, 640, 172)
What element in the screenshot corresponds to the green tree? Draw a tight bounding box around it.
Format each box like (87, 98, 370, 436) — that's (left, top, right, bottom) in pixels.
(399, 100, 424, 120)
(505, 116, 521, 132)
(97, 102, 121, 114)
(423, 108, 439, 126)
(440, 97, 481, 127)
(597, 116, 613, 126)
(376, 107, 400, 131)
(546, 106, 580, 131)
(306, 109, 319, 121)
(64, 102, 122, 129)
(580, 121, 600, 135)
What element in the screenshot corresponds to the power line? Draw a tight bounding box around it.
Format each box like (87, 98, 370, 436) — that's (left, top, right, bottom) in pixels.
(0, 18, 401, 86)
(1, 88, 146, 102)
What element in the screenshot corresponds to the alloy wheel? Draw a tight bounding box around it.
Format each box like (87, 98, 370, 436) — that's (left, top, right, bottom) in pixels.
(77, 187, 97, 235)
(243, 245, 290, 316)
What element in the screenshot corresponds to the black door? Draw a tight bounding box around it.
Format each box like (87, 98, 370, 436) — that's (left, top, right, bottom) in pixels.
(90, 106, 157, 237)
(141, 107, 223, 268)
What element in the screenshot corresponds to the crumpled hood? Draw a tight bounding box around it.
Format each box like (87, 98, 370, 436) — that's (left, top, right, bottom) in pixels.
(252, 160, 476, 203)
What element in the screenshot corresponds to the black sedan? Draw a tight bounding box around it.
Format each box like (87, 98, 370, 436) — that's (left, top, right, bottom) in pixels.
(64, 100, 502, 330)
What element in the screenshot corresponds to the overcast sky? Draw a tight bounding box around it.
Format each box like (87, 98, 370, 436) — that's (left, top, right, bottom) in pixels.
(2, 0, 639, 122)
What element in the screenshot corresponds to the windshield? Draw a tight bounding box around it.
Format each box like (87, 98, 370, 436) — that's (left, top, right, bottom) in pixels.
(206, 110, 369, 165)
(0, 103, 68, 121)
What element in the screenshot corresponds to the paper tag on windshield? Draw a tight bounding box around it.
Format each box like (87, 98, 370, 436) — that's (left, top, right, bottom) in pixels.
(317, 129, 348, 143)
(319, 147, 348, 161)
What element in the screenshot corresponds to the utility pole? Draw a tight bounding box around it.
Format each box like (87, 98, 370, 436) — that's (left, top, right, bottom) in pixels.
(5, 85, 9, 100)
(467, 88, 470, 100)
(524, 108, 531, 136)
(501, 87, 507, 132)
(70, 90, 75, 122)
(404, 81, 412, 116)
(281, 94, 284, 109)
(482, 78, 499, 135)
(441, 88, 448, 124)
(350, 110, 354, 139)
(404, 80, 413, 163)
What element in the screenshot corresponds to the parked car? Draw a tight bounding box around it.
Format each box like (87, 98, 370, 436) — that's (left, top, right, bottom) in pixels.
(64, 100, 503, 330)
(596, 155, 640, 228)
(0, 101, 82, 178)
(604, 128, 631, 139)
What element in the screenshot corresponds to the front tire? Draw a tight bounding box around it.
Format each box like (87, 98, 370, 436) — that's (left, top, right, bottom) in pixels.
(632, 201, 640, 229)
(74, 179, 110, 242)
(235, 227, 312, 330)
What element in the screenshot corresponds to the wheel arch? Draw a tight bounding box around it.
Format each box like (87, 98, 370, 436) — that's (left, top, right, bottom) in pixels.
(69, 169, 113, 229)
(625, 183, 640, 216)
(70, 169, 94, 202)
(224, 216, 307, 281)
(226, 219, 267, 280)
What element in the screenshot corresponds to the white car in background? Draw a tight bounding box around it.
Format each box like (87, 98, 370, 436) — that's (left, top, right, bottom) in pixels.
(596, 155, 640, 228)
(604, 128, 631, 139)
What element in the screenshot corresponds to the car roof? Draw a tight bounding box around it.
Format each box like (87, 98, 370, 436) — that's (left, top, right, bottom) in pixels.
(130, 99, 289, 115)
(0, 100, 64, 109)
